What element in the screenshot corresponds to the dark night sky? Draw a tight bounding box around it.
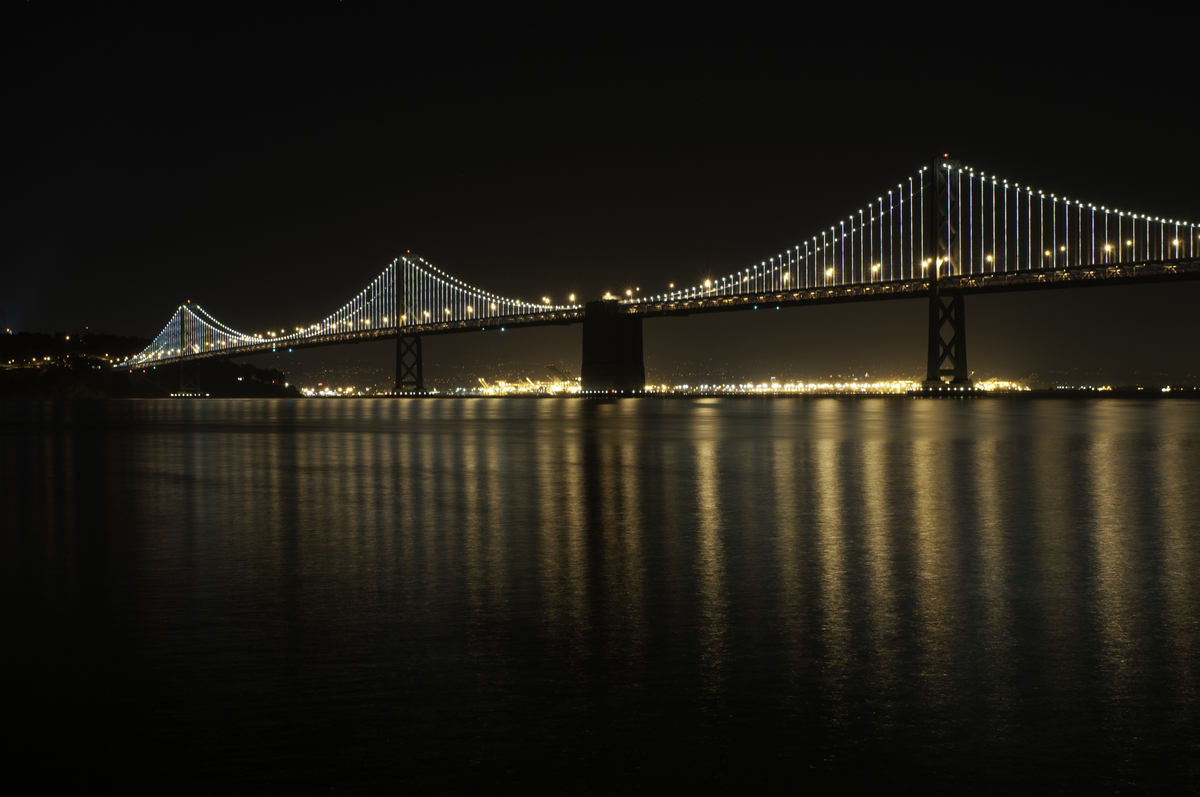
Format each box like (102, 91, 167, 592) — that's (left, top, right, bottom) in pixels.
(6, 2, 1199, 383)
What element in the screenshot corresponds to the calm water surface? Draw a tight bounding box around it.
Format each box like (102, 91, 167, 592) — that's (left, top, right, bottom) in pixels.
(3, 398, 1198, 793)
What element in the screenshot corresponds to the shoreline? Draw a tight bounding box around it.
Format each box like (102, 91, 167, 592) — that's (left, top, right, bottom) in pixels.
(5, 388, 1197, 401)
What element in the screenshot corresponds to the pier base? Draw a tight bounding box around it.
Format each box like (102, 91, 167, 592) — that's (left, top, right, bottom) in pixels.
(581, 300, 645, 392)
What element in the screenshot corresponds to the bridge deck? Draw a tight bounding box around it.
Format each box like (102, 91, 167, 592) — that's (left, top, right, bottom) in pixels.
(142, 257, 1199, 364)
(633, 258, 1200, 318)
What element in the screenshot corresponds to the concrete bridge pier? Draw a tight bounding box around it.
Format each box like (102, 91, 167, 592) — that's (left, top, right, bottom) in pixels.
(581, 300, 645, 392)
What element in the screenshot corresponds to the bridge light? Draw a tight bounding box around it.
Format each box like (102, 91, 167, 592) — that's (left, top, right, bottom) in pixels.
(1060, 246, 1066, 251)
(986, 255, 993, 262)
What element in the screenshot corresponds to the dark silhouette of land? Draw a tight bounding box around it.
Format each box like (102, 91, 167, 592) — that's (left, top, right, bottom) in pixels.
(1, 331, 300, 399)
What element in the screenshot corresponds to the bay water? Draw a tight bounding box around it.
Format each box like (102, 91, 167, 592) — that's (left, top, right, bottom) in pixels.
(3, 398, 1197, 792)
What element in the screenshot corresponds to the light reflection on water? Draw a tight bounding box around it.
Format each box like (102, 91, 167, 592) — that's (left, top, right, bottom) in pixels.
(2, 397, 1199, 792)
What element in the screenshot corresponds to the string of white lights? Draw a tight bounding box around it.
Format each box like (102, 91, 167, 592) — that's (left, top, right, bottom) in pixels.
(121, 169, 1196, 367)
(643, 161, 1194, 306)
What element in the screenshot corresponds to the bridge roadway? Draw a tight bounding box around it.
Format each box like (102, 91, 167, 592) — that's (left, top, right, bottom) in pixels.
(167, 256, 1200, 364)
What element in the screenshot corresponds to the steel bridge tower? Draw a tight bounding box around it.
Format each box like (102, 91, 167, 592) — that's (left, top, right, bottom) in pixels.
(394, 281, 425, 393)
(924, 155, 971, 387)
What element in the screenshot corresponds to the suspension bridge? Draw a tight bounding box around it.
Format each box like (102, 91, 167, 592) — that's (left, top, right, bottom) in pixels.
(120, 156, 1200, 393)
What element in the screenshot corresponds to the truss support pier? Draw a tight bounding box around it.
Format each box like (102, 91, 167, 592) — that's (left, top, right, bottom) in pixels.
(178, 359, 201, 396)
(396, 335, 424, 393)
(925, 290, 970, 385)
(923, 154, 972, 388)
(581, 300, 645, 392)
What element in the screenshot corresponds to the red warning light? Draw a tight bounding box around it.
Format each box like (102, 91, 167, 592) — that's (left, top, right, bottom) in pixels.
(944, 153, 949, 157)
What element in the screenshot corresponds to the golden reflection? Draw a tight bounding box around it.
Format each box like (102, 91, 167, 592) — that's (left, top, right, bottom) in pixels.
(772, 435, 806, 673)
(562, 409, 590, 641)
(861, 435, 899, 712)
(537, 403, 590, 652)
(1156, 411, 1198, 705)
(369, 403, 397, 571)
(466, 403, 492, 615)
(461, 400, 485, 609)
(585, 409, 648, 661)
(392, 400, 418, 590)
(418, 405, 449, 602)
(971, 435, 1013, 723)
(813, 436, 850, 696)
(1028, 405, 1083, 699)
(694, 438, 728, 688)
(908, 434, 956, 715)
(613, 430, 647, 655)
(1087, 413, 1137, 723)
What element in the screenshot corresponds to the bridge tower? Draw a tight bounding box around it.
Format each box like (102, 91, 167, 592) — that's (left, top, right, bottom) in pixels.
(923, 155, 971, 387)
(393, 280, 425, 394)
(581, 300, 645, 392)
(178, 306, 201, 396)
